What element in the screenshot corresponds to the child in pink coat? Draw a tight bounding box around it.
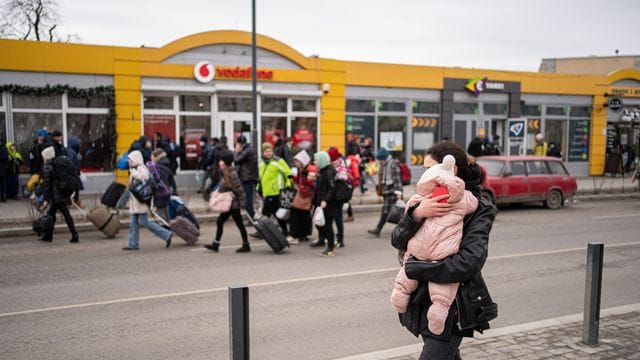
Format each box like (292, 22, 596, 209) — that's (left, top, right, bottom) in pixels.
(390, 154, 478, 335)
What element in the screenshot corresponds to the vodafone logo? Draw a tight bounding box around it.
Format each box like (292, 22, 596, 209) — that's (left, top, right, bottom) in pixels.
(194, 61, 215, 83)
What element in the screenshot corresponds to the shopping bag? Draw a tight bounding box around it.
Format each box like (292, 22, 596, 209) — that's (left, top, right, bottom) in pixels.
(313, 207, 325, 227)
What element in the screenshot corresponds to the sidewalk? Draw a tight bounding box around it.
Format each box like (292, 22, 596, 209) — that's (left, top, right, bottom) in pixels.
(340, 304, 640, 360)
(0, 175, 638, 237)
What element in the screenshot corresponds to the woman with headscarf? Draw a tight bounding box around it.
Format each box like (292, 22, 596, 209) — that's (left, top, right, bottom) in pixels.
(6, 142, 24, 200)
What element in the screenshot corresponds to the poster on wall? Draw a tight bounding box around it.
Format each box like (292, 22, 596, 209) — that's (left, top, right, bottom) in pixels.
(568, 119, 590, 162)
(143, 115, 176, 142)
(345, 115, 375, 146)
(380, 131, 404, 151)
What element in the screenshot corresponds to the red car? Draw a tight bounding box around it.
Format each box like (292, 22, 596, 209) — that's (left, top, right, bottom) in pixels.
(476, 156, 577, 209)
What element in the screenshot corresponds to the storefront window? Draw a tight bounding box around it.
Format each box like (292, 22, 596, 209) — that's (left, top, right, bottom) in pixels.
(346, 99, 375, 113)
(411, 116, 439, 165)
(292, 99, 316, 112)
(412, 101, 439, 114)
(379, 101, 405, 112)
(291, 117, 317, 155)
(262, 97, 287, 113)
(483, 103, 508, 115)
(546, 106, 567, 116)
(218, 96, 252, 112)
(179, 95, 210, 112)
(67, 114, 113, 171)
(179, 115, 210, 170)
(68, 95, 110, 108)
(144, 96, 174, 110)
(569, 106, 591, 117)
(378, 116, 407, 162)
(345, 115, 375, 151)
(545, 118, 567, 160)
(12, 113, 63, 161)
(12, 94, 61, 109)
(454, 102, 478, 114)
(261, 116, 286, 145)
(522, 104, 541, 116)
(144, 114, 176, 144)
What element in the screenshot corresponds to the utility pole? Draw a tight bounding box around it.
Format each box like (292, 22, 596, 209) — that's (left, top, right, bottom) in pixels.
(251, 0, 258, 151)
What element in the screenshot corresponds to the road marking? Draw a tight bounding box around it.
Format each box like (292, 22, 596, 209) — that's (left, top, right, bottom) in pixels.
(2, 242, 639, 318)
(593, 213, 640, 220)
(190, 243, 268, 252)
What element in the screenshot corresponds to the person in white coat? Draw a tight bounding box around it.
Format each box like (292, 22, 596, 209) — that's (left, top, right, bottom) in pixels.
(122, 150, 173, 251)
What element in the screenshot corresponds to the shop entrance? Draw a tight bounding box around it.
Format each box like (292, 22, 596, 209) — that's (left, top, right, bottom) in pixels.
(453, 117, 490, 150)
(219, 113, 252, 149)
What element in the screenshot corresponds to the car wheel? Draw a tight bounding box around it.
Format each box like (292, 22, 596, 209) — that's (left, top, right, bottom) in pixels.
(481, 190, 495, 206)
(544, 189, 563, 209)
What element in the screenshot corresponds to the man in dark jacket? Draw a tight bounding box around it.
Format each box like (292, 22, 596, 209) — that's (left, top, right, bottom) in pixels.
(234, 135, 259, 220)
(345, 133, 361, 157)
(273, 133, 294, 166)
(28, 128, 48, 175)
(51, 130, 65, 157)
(39, 145, 79, 243)
(467, 136, 484, 158)
(65, 136, 84, 207)
(368, 148, 402, 237)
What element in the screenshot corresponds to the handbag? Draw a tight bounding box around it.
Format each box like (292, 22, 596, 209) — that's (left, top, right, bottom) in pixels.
(313, 207, 325, 227)
(292, 191, 313, 211)
(208, 189, 234, 213)
(130, 178, 154, 203)
(279, 186, 296, 209)
(386, 200, 406, 224)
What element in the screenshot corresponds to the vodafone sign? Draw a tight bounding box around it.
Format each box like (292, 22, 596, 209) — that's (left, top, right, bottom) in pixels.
(193, 61, 273, 83)
(194, 61, 215, 83)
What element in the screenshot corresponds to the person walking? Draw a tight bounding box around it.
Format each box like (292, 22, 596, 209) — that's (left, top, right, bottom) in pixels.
(367, 148, 403, 237)
(234, 135, 259, 221)
(0, 140, 8, 202)
(39, 145, 79, 243)
(204, 151, 250, 253)
(328, 146, 347, 248)
(6, 142, 24, 200)
(122, 150, 172, 251)
(288, 150, 314, 244)
(313, 151, 340, 257)
(251, 142, 292, 239)
(390, 140, 498, 359)
(149, 148, 174, 221)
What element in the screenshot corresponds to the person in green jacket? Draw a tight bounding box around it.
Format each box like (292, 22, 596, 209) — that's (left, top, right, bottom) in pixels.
(251, 142, 293, 238)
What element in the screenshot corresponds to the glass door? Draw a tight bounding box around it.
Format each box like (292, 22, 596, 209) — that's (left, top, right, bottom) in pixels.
(454, 117, 489, 151)
(546, 119, 567, 160)
(219, 112, 252, 149)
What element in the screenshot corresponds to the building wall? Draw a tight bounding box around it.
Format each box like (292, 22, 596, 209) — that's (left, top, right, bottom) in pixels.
(541, 56, 639, 76)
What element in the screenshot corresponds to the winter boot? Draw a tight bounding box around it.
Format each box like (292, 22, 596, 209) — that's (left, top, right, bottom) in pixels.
(236, 244, 251, 253)
(204, 241, 220, 252)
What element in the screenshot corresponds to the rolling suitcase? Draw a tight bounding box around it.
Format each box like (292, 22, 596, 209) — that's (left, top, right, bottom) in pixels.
(168, 196, 200, 229)
(251, 216, 289, 254)
(102, 182, 126, 208)
(71, 195, 120, 238)
(168, 216, 199, 246)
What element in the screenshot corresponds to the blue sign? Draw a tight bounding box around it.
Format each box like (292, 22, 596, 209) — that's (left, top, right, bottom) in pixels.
(509, 120, 525, 138)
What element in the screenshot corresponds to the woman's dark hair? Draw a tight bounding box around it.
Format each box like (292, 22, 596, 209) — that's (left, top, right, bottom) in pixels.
(425, 141, 485, 184)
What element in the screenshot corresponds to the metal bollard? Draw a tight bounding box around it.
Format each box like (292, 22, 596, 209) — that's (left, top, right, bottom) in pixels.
(582, 242, 604, 346)
(229, 285, 250, 360)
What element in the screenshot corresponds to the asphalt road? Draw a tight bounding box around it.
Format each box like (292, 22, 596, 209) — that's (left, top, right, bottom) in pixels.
(1, 199, 639, 359)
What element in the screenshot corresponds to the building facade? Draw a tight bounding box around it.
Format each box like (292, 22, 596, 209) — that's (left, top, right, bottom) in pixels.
(1, 30, 639, 190)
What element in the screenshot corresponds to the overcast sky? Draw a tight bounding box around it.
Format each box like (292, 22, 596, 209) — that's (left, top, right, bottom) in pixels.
(55, 0, 640, 72)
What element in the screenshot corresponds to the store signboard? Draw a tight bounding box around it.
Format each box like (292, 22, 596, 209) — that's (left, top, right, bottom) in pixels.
(568, 119, 590, 161)
(609, 87, 640, 98)
(465, 77, 505, 96)
(194, 61, 273, 83)
(507, 118, 526, 155)
(608, 97, 624, 112)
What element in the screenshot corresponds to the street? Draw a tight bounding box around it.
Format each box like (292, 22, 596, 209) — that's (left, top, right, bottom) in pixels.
(1, 199, 639, 359)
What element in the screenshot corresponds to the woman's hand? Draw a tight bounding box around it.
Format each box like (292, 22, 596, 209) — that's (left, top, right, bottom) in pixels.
(411, 194, 453, 220)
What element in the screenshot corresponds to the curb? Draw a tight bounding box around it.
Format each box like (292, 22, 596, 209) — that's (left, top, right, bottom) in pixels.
(336, 303, 640, 360)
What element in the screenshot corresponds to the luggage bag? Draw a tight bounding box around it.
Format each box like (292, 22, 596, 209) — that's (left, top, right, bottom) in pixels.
(251, 216, 289, 254)
(168, 216, 199, 246)
(71, 195, 120, 238)
(102, 182, 126, 208)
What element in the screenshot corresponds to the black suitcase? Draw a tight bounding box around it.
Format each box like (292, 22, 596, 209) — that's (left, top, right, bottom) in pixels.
(102, 182, 126, 208)
(253, 217, 289, 254)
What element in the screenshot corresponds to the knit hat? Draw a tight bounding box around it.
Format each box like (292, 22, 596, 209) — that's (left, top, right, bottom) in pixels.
(41, 146, 56, 162)
(37, 128, 48, 137)
(293, 150, 311, 167)
(237, 135, 247, 145)
(52, 130, 63, 137)
(419, 154, 455, 184)
(314, 151, 331, 170)
(220, 150, 234, 166)
(327, 147, 340, 162)
(262, 142, 273, 152)
(376, 148, 389, 161)
(151, 148, 166, 159)
(306, 164, 318, 175)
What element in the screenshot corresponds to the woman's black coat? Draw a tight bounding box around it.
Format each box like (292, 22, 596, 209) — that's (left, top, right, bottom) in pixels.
(390, 183, 498, 337)
(314, 165, 340, 218)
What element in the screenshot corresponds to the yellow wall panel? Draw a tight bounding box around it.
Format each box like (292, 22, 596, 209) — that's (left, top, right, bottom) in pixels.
(114, 76, 141, 90)
(114, 61, 141, 76)
(115, 90, 141, 105)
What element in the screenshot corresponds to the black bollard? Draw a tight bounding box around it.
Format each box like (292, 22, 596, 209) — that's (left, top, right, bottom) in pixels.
(229, 285, 250, 360)
(582, 242, 604, 346)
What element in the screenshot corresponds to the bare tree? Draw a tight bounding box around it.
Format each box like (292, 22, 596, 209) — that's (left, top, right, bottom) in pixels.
(0, 0, 79, 42)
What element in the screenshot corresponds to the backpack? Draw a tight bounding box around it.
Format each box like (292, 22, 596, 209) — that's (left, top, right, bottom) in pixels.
(334, 178, 353, 203)
(54, 156, 80, 194)
(117, 151, 129, 170)
(399, 162, 411, 186)
(145, 161, 171, 198)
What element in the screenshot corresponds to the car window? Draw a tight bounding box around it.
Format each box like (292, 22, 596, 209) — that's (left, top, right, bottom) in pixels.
(476, 159, 505, 176)
(547, 161, 569, 175)
(526, 161, 549, 175)
(507, 161, 526, 176)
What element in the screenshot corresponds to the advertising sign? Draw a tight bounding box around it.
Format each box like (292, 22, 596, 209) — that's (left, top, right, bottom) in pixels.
(507, 118, 527, 155)
(380, 131, 404, 151)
